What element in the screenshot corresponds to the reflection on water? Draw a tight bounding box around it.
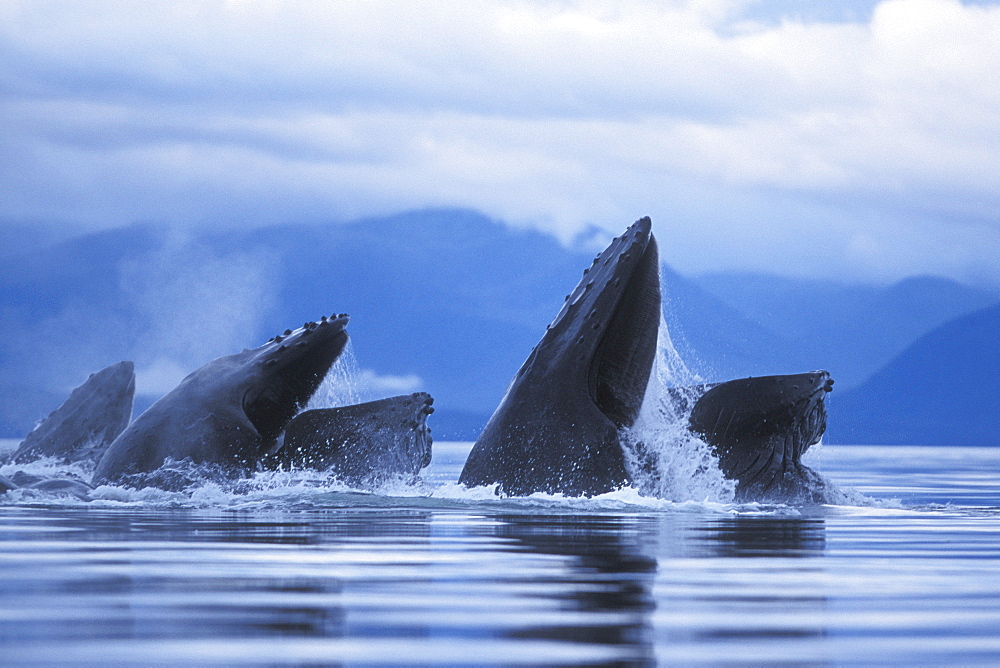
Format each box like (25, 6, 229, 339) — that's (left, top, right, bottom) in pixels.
(1, 446, 1000, 665)
(495, 514, 659, 666)
(1, 508, 836, 666)
(684, 517, 829, 651)
(698, 516, 826, 558)
(488, 514, 831, 667)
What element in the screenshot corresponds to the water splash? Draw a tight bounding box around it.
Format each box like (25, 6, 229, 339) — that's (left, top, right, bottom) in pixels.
(306, 340, 365, 410)
(622, 310, 736, 503)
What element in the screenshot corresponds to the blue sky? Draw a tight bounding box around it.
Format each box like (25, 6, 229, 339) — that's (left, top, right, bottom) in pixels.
(1, 0, 998, 286)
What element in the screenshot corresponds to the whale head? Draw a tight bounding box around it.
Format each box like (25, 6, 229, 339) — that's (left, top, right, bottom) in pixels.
(689, 370, 834, 498)
(239, 314, 351, 444)
(460, 217, 661, 496)
(525, 216, 661, 430)
(93, 314, 350, 484)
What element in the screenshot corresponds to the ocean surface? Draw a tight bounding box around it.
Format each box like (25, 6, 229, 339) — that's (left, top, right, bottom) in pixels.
(1, 440, 998, 666)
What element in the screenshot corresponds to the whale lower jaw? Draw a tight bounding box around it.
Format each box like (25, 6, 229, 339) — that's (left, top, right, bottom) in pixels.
(460, 218, 661, 497)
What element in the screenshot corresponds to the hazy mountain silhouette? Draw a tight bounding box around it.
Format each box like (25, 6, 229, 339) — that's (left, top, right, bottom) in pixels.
(827, 303, 1000, 446)
(1, 209, 995, 444)
(696, 272, 998, 388)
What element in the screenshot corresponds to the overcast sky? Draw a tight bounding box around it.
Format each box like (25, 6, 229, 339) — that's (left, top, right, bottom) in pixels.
(2, 0, 998, 286)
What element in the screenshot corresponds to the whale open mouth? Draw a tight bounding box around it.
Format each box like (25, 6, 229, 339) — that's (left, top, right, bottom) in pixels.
(687, 370, 834, 494)
(243, 315, 350, 443)
(589, 232, 661, 429)
(459, 216, 664, 497)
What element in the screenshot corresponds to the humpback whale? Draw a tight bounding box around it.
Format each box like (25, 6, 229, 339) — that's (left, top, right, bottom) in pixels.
(93, 316, 350, 485)
(3, 219, 832, 502)
(12, 361, 135, 465)
(460, 217, 661, 496)
(687, 372, 834, 502)
(271, 392, 434, 487)
(459, 216, 835, 502)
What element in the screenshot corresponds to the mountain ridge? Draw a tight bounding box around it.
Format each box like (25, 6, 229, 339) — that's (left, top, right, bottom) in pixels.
(1, 209, 995, 443)
(826, 303, 1000, 446)
(695, 271, 999, 388)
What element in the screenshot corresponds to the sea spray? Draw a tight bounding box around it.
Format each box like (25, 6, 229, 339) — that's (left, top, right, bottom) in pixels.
(306, 339, 365, 409)
(622, 312, 736, 503)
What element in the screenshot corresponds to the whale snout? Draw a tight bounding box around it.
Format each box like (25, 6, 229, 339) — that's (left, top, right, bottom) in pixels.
(807, 370, 834, 395)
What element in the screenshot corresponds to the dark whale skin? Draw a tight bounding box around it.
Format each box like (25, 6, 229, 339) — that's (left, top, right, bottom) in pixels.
(460, 217, 661, 496)
(273, 392, 434, 486)
(93, 316, 349, 485)
(688, 371, 834, 502)
(12, 361, 135, 465)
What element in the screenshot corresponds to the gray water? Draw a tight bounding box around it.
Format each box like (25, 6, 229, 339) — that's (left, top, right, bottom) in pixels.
(2, 441, 999, 666)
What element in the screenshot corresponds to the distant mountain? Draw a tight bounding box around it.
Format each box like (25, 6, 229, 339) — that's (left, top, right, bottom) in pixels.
(2, 209, 993, 445)
(0, 221, 85, 260)
(696, 272, 999, 388)
(660, 265, 814, 381)
(827, 304, 1000, 446)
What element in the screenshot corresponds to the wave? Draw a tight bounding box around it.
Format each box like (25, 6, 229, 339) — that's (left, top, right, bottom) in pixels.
(0, 449, 892, 516)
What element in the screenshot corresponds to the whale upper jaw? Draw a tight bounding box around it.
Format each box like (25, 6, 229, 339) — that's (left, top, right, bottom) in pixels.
(459, 217, 661, 496)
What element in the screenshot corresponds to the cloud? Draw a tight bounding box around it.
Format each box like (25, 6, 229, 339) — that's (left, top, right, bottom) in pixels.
(0, 0, 997, 285)
(356, 370, 424, 396)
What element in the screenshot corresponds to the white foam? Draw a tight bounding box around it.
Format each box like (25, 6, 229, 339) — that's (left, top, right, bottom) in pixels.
(1, 454, 94, 481)
(0, 451, 890, 514)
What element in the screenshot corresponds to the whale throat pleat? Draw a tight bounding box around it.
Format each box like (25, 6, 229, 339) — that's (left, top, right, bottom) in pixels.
(590, 236, 660, 429)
